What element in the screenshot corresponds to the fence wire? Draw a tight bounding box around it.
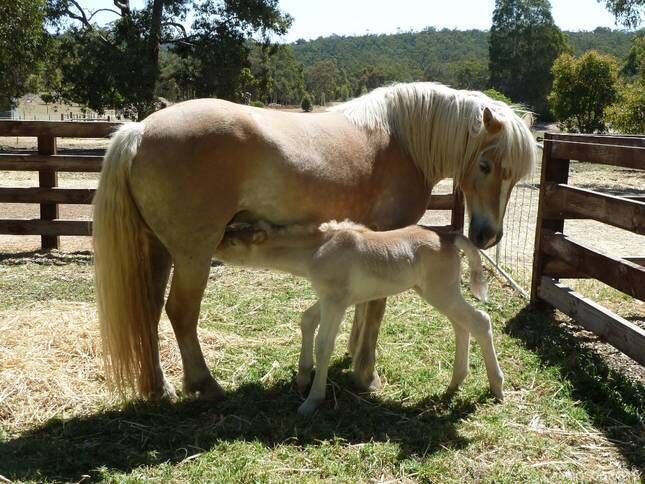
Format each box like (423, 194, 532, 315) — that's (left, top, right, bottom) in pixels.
(466, 145, 543, 298)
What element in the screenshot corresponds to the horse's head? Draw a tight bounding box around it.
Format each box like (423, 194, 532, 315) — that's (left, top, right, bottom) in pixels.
(461, 106, 536, 249)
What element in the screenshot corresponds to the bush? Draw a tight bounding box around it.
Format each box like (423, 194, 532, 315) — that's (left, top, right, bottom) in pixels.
(605, 80, 645, 134)
(249, 100, 265, 108)
(301, 93, 312, 112)
(548, 50, 619, 133)
(483, 88, 513, 105)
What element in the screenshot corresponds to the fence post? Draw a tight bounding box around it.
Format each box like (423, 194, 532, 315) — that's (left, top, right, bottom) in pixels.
(451, 185, 465, 234)
(530, 132, 570, 303)
(38, 135, 59, 250)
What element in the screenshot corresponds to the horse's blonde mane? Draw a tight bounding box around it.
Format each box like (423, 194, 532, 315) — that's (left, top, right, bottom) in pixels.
(331, 82, 536, 186)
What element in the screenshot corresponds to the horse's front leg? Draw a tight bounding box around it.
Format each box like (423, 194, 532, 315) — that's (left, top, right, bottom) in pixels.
(350, 298, 387, 391)
(165, 254, 225, 400)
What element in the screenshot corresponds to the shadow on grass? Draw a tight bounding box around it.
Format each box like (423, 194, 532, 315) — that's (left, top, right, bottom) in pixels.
(0, 358, 486, 482)
(505, 305, 645, 474)
(0, 250, 92, 265)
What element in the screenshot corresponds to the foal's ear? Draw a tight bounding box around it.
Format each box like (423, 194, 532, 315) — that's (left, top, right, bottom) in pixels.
(252, 231, 268, 244)
(483, 107, 503, 135)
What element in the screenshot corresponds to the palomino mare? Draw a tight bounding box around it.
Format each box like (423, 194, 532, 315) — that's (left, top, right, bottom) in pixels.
(93, 82, 536, 400)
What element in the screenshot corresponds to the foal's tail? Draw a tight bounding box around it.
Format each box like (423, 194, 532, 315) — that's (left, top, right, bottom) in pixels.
(93, 122, 158, 396)
(454, 235, 488, 302)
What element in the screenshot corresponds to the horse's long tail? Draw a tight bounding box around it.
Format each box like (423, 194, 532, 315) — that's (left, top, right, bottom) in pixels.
(454, 235, 488, 302)
(93, 122, 157, 396)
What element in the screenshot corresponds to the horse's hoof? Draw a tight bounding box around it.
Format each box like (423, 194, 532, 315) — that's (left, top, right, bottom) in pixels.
(298, 398, 322, 417)
(148, 380, 177, 402)
(353, 370, 382, 392)
(184, 376, 225, 401)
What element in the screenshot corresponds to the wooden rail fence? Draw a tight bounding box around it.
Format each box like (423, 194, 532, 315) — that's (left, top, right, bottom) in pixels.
(531, 132, 645, 365)
(0, 120, 465, 250)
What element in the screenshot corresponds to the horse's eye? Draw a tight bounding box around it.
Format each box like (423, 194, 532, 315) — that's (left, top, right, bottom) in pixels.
(479, 160, 491, 175)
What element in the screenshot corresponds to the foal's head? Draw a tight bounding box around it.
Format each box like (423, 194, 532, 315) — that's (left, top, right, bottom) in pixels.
(460, 105, 536, 249)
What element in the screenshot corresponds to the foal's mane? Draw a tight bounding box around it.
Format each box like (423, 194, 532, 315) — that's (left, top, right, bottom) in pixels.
(331, 82, 536, 186)
(225, 220, 369, 247)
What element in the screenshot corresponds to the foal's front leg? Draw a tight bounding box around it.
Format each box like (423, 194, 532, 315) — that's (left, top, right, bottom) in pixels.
(296, 302, 320, 392)
(298, 299, 346, 416)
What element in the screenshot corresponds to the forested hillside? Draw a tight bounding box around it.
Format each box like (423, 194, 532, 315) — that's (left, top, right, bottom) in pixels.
(291, 27, 636, 92)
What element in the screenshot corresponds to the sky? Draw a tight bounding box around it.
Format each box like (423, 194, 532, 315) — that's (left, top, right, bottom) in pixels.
(77, 0, 626, 42)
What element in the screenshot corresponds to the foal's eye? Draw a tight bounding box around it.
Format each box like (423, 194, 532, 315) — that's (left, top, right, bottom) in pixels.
(479, 160, 491, 175)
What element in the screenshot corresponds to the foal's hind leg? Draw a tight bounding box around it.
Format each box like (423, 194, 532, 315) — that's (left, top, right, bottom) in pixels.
(296, 302, 320, 392)
(166, 255, 224, 399)
(351, 299, 386, 392)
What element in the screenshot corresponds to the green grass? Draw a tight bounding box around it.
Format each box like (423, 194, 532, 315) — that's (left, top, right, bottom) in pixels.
(0, 252, 643, 482)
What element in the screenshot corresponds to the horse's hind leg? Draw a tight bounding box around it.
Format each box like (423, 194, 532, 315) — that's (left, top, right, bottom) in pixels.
(166, 254, 224, 399)
(147, 235, 176, 400)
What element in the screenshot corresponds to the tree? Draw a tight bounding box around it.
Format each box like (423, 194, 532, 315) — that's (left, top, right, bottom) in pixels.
(489, 0, 567, 115)
(301, 92, 312, 112)
(46, 0, 291, 119)
(0, 0, 48, 109)
(600, 0, 644, 28)
(548, 50, 619, 133)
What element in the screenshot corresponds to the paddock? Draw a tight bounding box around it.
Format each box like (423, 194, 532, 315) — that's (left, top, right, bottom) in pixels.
(0, 121, 643, 481)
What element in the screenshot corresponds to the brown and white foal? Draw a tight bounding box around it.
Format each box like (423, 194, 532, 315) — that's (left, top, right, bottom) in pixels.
(215, 220, 504, 416)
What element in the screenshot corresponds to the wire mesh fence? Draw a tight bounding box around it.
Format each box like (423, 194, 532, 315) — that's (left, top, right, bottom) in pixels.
(466, 146, 543, 298)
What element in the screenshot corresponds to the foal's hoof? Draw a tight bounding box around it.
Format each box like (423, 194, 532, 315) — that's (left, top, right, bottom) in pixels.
(295, 372, 312, 394)
(353, 370, 382, 392)
(298, 398, 322, 417)
(184, 376, 225, 401)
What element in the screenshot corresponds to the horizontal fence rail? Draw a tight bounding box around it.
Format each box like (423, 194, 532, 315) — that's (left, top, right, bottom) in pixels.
(0, 120, 466, 250)
(531, 132, 645, 365)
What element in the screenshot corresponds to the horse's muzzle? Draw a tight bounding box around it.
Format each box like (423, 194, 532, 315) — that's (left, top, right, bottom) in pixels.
(469, 222, 503, 250)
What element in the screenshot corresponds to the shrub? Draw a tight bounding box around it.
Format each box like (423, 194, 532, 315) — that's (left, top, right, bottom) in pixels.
(483, 88, 513, 105)
(250, 100, 265, 108)
(605, 79, 645, 134)
(548, 50, 619, 133)
(301, 93, 312, 112)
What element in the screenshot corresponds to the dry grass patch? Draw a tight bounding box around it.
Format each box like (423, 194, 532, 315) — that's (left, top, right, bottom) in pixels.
(0, 254, 643, 482)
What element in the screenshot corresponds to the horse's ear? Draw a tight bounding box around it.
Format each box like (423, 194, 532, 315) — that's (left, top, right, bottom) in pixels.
(521, 112, 535, 128)
(483, 107, 503, 135)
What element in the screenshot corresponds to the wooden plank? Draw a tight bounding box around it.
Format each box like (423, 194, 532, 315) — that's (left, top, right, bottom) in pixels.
(624, 256, 645, 266)
(538, 276, 645, 365)
(542, 232, 645, 300)
(0, 187, 95, 204)
(543, 183, 645, 235)
(549, 139, 645, 170)
(531, 132, 570, 303)
(450, 187, 465, 234)
(38, 136, 58, 250)
(547, 133, 645, 148)
(0, 219, 92, 236)
(0, 154, 103, 172)
(542, 255, 587, 279)
(427, 193, 454, 210)
(0, 120, 121, 138)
